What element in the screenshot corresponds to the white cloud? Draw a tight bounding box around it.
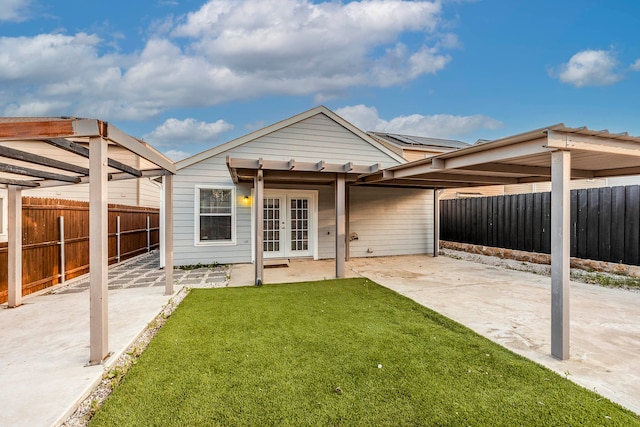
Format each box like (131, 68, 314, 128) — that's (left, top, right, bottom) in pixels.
(0, 1, 456, 120)
(0, 0, 31, 22)
(555, 49, 622, 87)
(143, 117, 234, 147)
(335, 104, 503, 138)
(4, 100, 72, 116)
(631, 59, 640, 72)
(163, 149, 192, 161)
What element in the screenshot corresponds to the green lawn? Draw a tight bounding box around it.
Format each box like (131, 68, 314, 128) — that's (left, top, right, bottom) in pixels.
(90, 278, 640, 426)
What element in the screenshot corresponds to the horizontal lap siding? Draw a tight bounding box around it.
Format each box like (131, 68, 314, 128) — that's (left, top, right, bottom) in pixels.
(348, 187, 433, 258)
(174, 113, 404, 265)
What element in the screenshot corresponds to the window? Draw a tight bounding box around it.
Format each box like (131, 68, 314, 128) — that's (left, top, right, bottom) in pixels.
(196, 186, 235, 244)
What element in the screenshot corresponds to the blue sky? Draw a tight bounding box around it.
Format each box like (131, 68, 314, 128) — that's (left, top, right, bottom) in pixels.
(1, 0, 640, 160)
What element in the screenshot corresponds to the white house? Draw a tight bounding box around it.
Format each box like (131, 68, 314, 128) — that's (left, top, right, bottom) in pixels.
(173, 106, 437, 267)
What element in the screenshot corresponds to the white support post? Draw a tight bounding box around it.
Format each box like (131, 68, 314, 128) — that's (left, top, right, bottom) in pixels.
(116, 216, 121, 263)
(164, 174, 174, 295)
(89, 136, 109, 365)
(433, 189, 440, 257)
(335, 174, 346, 278)
(345, 184, 350, 261)
(59, 216, 66, 284)
(254, 170, 264, 286)
(7, 186, 22, 308)
(146, 215, 151, 253)
(551, 150, 571, 360)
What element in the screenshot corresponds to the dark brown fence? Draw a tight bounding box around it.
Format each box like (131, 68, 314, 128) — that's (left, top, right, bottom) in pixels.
(0, 197, 159, 303)
(440, 185, 640, 265)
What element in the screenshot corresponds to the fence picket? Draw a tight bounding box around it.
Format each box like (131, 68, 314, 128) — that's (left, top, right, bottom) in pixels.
(440, 185, 640, 266)
(0, 197, 159, 303)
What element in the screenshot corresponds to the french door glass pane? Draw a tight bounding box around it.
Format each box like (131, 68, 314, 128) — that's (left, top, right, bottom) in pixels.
(290, 198, 309, 251)
(264, 198, 280, 252)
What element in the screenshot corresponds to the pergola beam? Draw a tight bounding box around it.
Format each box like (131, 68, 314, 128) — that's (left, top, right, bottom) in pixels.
(548, 130, 640, 157)
(106, 124, 175, 172)
(0, 145, 90, 175)
(44, 138, 143, 177)
(227, 157, 378, 175)
(0, 162, 80, 183)
(390, 138, 551, 179)
(404, 172, 520, 185)
(0, 177, 40, 188)
(457, 163, 594, 179)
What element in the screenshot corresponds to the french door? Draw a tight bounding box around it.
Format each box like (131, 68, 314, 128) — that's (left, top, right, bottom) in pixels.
(263, 190, 315, 258)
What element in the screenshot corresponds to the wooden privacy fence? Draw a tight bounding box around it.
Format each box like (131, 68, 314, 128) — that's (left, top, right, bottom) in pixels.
(0, 197, 159, 304)
(440, 185, 640, 266)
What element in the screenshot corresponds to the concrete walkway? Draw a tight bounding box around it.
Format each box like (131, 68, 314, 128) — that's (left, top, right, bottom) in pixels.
(0, 251, 228, 427)
(231, 255, 640, 415)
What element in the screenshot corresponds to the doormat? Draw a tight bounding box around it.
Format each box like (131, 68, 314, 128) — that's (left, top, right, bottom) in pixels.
(264, 263, 289, 269)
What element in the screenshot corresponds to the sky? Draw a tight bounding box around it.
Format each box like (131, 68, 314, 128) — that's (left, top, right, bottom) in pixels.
(1, 0, 640, 161)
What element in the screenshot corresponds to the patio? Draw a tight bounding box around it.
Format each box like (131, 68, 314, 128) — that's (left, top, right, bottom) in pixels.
(0, 251, 228, 427)
(1, 252, 638, 426)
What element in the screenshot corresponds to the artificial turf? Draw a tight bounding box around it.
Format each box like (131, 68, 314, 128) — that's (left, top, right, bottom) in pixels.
(90, 278, 640, 426)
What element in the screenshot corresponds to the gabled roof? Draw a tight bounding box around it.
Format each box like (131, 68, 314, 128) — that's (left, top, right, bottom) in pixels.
(176, 106, 406, 170)
(369, 131, 469, 152)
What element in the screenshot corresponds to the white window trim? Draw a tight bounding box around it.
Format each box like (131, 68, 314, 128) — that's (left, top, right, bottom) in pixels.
(194, 185, 236, 246)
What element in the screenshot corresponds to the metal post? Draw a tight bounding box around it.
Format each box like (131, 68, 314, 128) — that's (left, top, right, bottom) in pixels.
(163, 174, 174, 295)
(59, 216, 66, 284)
(89, 136, 109, 364)
(335, 174, 346, 278)
(551, 150, 571, 360)
(7, 186, 22, 308)
(345, 184, 350, 261)
(433, 189, 440, 257)
(116, 216, 121, 263)
(146, 215, 151, 253)
(254, 170, 264, 286)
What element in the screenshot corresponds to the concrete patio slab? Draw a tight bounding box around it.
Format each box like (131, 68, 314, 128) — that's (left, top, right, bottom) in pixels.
(228, 259, 360, 287)
(0, 251, 230, 427)
(347, 255, 640, 415)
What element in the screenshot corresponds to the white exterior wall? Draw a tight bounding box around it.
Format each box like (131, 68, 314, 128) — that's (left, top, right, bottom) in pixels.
(348, 187, 434, 257)
(316, 186, 434, 259)
(173, 112, 419, 266)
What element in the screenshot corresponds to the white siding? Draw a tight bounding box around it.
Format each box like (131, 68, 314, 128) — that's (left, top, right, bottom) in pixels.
(348, 187, 434, 258)
(173, 112, 406, 265)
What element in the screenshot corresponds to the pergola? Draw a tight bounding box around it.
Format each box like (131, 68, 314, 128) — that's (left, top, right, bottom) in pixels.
(229, 124, 640, 361)
(227, 156, 383, 285)
(0, 117, 175, 365)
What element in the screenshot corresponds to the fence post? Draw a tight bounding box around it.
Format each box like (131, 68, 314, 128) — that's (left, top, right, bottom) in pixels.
(146, 215, 150, 253)
(116, 215, 121, 263)
(59, 216, 65, 284)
